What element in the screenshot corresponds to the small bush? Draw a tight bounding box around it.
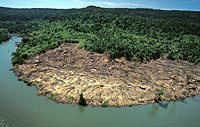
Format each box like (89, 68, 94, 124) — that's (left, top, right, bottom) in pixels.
(78, 93, 87, 106)
(155, 88, 164, 102)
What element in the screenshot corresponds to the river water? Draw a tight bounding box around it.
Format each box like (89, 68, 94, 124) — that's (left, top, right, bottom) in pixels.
(0, 35, 200, 127)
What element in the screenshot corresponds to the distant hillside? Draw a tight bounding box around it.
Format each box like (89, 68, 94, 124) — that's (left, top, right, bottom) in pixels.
(0, 6, 199, 24)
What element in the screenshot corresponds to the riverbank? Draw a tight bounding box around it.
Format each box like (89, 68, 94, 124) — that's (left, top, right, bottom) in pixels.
(13, 43, 200, 106)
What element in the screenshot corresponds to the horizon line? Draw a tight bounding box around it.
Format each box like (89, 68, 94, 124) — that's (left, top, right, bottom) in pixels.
(0, 5, 199, 12)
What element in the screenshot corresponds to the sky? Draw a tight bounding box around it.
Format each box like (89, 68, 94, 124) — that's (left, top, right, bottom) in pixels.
(0, 0, 199, 11)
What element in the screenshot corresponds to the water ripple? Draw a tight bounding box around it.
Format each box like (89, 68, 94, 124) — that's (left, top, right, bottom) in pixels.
(0, 116, 11, 127)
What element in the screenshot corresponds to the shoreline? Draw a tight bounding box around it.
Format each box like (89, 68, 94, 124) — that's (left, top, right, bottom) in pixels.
(13, 43, 200, 107)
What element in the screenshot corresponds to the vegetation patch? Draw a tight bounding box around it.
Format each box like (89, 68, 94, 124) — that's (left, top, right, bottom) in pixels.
(47, 93, 57, 100)
(101, 101, 108, 107)
(68, 96, 74, 104)
(78, 93, 87, 106)
(36, 83, 43, 89)
(0, 28, 10, 43)
(155, 88, 164, 102)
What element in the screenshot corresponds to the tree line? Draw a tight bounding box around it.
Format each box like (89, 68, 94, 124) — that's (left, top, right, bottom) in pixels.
(0, 6, 199, 64)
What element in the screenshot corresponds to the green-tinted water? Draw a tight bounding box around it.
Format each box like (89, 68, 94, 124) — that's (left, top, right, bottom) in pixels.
(0, 35, 200, 127)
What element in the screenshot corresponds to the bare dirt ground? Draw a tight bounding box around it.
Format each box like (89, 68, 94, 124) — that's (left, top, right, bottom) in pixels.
(13, 43, 200, 106)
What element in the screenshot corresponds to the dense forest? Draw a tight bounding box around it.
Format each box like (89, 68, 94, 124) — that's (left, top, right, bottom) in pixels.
(0, 6, 199, 64)
(0, 28, 10, 43)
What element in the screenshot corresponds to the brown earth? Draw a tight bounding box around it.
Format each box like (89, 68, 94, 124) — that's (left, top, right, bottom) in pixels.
(13, 43, 200, 106)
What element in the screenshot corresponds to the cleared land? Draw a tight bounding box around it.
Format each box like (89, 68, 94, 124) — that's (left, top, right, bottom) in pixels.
(13, 43, 200, 106)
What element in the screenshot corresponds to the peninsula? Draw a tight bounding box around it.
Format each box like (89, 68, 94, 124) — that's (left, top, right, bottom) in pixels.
(0, 6, 199, 106)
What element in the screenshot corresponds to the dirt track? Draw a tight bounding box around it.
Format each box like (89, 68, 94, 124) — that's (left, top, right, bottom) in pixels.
(13, 43, 200, 106)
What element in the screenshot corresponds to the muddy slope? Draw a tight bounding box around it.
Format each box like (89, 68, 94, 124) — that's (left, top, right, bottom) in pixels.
(13, 43, 200, 106)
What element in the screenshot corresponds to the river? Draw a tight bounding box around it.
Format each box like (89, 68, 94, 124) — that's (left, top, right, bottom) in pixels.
(0, 35, 200, 127)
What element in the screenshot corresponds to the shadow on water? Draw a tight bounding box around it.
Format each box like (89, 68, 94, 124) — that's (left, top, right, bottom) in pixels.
(79, 105, 85, 113)
(148, 101, 170, 119)
(192, 96, 200, 103)
(149, 100, 182, 118)
(177, 98, 187, 104)
(157, 98, 188, 109)
(157, 101, 170, 109)
(149, 104, 159, 118)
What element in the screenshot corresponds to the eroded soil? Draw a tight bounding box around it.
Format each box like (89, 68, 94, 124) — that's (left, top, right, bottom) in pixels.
(13, 43, 200, 106)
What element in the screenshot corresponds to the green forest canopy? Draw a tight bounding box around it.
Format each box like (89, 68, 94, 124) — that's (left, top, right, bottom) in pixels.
(0, 28, 9, 43)
(0, 6, 199, 64)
